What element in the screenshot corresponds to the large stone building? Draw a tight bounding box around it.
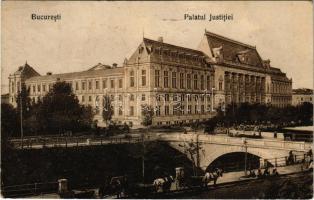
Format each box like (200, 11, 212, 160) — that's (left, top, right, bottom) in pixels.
(8, 30, 292, 127)
(292, 88, 313, 106)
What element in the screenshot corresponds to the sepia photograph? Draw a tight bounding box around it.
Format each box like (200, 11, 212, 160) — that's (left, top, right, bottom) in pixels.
(1, 1, 313, 199)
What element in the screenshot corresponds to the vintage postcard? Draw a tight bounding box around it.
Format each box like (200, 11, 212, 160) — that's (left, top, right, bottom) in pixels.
(1, 1, 313, 199)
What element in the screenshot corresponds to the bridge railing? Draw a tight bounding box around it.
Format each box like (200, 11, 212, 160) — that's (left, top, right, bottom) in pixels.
(160, 133, 312, 151)
(10, 136, 148, 149)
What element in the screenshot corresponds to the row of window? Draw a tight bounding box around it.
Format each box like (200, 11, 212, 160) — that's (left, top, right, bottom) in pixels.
(153, 70, 213, 90)
(156, 94, 211, 102)
(74, 78, 123, 91)
(27, 78, 124, 94)
(94, 104, 211, 117)
(129, 70, 146, 87)
(155, 104, 211, 116)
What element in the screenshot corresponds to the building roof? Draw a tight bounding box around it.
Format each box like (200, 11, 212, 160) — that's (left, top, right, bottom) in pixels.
(204, 30, 263, 67)
(12, 62, 40, 77)
(25, 64, 124, 83)
(143, 38, 206, 57)
(292, 88, 313, 95)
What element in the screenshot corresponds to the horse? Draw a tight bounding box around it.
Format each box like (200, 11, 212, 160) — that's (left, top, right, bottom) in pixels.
(203, 168, 223, 187)
(153, 176, 174, 192)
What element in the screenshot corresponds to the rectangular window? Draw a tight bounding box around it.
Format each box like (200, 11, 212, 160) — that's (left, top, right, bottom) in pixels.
(188, 105, 192, 114)
(37, 85, 41, 92)
(201, 75, 204, 90)
(130, 94, 135, 101)
(165, 105, 169, 116)
(207, 75, 211, 90)
(194, 95, 198, 102)
(141, 70, 146, 86)
(76, 82, 79, 90)
(82, 82, 86, 90)
(194, 74, 198, 90)
(119, 106, 123, 116)
(187, 94, 192, 101)
(103, 79, 107, 89)
(110, 79, 115, 88)
(181, 105, 185, 115)
(155, 70, 160, 87)
(164, 71, 169, 88)
(187, 74, 191, 89)
(195, 105, 198, 114)
(142, 94, 146, 101)
(89, 96, 92, 102)
(43, 85, 46, 92)
(130, 106, 134, 116)
(118, 79, 123, 88)
(173, 94, 178, 101)
(130, 71, 135, 87)
(201, 105, 205, 114)
(156, 106, 161, 116)
(165, 94, 169, 101)
(181, 94, 185, 101)
(82, 96, 85, 102)
(88, 81, 92, 90)
(172, 72, 177, 88)
(96, 80, 99, 89)
(180, 73, 184, 89)
(33, 85, 36, 93)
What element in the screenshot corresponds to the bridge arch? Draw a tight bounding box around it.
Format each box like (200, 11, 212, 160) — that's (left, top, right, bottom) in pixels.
(199, 144, 289, 171)
(205, 151, 264, 172)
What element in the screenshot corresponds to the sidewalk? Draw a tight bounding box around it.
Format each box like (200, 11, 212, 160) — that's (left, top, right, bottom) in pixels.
(212, 163, 307, 185)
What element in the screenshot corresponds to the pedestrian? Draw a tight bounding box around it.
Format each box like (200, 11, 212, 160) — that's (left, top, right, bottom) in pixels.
(257, 168, 262, 178)
(263, 167, 270, 176)
(249, 169, 256, 177)
(272, 168, 279, 176)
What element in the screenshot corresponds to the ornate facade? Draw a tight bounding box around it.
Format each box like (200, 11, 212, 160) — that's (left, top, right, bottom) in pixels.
(8, 31, 292, 127)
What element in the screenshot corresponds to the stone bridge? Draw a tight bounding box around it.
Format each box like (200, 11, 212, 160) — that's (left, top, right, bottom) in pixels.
(158, 133, 312, 171)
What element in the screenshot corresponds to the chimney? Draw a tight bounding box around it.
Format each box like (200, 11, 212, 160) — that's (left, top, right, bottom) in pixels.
(112, 63, 118, 68)
(47, 72, 52, 75)
(157, 37, 163, 43)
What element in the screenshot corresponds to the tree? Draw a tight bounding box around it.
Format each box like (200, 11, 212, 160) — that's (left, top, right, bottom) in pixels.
(1, 103, 18, 138)
(179, 138, 203, 176)
(102, 95, 113, 126)
(38, 81, 94, 134)
(16, 83, 32, 119)
(141, 104, 154, 127)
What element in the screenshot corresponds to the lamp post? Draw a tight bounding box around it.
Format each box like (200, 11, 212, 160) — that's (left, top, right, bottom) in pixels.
(20, 92, 24, 149)
(243, 139, 248, 176)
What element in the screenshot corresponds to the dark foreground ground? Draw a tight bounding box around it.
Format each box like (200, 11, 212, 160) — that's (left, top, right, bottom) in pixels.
(177, 171, 313, 199)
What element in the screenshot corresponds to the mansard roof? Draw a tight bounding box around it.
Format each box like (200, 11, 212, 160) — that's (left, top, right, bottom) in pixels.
(143, 38, 205, 57)
(204, 30, 263, 67)
(25, 63, 123, 82)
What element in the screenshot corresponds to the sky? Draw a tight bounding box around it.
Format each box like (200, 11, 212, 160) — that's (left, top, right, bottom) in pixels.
(2, 1, 313, 94)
